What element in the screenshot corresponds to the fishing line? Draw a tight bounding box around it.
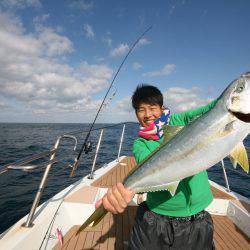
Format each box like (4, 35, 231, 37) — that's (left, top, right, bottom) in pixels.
(38, 182, 80, 249)
(70, 26, 152, 176)
(38, 27, 152, 248)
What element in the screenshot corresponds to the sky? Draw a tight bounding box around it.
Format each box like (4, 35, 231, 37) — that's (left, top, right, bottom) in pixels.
(0, 0, 249, 123)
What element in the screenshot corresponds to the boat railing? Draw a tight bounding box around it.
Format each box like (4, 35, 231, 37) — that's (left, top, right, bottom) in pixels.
(88, 123, 126, 179)
(221, 160, 231, 192)
(217, 159, 250, 193)
(0, 149, 55, 175)
(0, 122, 132, 228)
(24, 134, 78, 227)
(0, 122, 249, 228)
(88, 129, 104, 180)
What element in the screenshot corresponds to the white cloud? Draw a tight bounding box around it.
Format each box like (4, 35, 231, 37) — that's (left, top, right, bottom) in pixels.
(133, 62, 142, 70)
(102, 36, 112, 47)
(38, 27, 74, 56)
(0, 100, 11, 110)
(96, 57, 105, 62)
(163, 86, 212, 113)
(102, 95, 137, 123)
(83, 23, 94, 38)
(0, 28, 42, 57)
(0, 0, 41, 9)
(68, 0, 93, 11)
(116, 96, 133, 112)
(0, 15, 73, 59)
(110, 43, 129, 58)
(114, 86, 213, 121)
(33, 14, 50, 26)
(77, 61, 113, 79)
(138, 38, 151, 46)
(0, 12, 24, 34)
(0, 11, 113, 118)
(143, 64, 176, 77)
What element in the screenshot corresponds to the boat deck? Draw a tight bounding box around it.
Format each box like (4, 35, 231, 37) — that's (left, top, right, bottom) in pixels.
(54, 157, 250, 250)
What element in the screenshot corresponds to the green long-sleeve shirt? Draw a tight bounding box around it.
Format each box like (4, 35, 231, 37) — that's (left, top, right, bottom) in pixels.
(133, 100, 217, 217)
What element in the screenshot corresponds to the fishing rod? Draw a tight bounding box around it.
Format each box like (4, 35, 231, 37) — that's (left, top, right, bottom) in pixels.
(70, 26, 152, 177)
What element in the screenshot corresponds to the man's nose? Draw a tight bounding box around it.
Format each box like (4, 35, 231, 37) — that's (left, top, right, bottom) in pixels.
(145, 109, 152, 117)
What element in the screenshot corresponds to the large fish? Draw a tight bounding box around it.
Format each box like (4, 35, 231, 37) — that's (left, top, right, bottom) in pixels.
(77, 72, 250, 234)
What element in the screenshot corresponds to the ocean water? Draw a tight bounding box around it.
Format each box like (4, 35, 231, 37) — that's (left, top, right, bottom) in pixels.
(0, 123, 249, 234)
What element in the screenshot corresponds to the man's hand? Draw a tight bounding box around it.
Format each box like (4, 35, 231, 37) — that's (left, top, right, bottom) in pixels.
(95, 183, 135, 214)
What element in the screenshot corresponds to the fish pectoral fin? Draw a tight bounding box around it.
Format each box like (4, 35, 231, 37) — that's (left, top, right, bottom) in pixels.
(163, 125, 184, 143)
(229, 142, 249, 173)
(165, 180, 180, 196)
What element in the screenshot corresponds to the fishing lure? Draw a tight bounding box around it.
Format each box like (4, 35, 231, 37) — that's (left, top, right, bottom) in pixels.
(56, 228, 63, 246)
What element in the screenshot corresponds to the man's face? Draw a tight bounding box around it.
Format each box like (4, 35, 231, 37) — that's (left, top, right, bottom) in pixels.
(136, 102, 163, 127)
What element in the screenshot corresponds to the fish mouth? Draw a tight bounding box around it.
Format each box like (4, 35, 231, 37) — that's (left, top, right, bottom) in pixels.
(231, 111, 250, 123)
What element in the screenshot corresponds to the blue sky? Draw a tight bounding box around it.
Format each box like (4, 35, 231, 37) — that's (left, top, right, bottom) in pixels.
(0, 0, 249, 123)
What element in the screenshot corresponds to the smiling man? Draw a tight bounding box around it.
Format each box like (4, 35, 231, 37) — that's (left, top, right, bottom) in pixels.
(97, 84, 217, 249)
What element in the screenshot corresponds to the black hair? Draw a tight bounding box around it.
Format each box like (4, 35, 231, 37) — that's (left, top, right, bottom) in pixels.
(131, 84, 163, 110)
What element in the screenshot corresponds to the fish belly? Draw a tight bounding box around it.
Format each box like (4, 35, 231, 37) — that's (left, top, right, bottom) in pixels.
(125, 119, 250, 193)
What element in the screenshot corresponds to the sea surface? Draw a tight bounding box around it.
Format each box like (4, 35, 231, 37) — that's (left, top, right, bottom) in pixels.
(0, 123, 249, 234)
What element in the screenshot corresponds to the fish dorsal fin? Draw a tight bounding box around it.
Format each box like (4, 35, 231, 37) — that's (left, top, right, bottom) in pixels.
(229, 142, 249, 173)
(163, 125, 184, 143)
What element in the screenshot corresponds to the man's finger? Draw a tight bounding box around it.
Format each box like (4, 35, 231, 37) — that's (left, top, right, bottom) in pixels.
(103, 195, 117, 214)
(112, 185, 127, 209)
(107, 188, 124, 213)
(95, 198, 102, 209)
(116, 183, 135, 204)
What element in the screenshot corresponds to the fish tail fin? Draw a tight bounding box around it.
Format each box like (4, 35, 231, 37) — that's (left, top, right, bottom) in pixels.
(76, 204, 107, 235)
(229, 142, 249, 173)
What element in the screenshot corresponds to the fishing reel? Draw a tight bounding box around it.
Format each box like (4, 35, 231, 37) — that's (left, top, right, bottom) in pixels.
(84, 141, 93, 154)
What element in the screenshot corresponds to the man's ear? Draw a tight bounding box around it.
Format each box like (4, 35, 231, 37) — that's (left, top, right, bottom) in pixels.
(162, 105, 165, 111)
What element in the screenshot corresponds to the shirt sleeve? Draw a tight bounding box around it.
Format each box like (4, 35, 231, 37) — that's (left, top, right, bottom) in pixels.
(169, 99, 218, 126)
(133, 139, 151, 164)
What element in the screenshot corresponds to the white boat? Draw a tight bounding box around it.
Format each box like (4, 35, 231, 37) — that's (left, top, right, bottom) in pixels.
(0, 124, 249, 250)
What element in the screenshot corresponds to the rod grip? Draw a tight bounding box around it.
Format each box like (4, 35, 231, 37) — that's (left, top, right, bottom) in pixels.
(70, 159, 78, 177)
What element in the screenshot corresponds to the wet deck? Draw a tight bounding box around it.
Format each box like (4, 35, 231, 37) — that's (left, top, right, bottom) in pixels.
(54, 157, 250, 250)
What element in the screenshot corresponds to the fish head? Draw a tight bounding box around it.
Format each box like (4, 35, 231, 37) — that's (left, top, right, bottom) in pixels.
(225, 72, 250, 123)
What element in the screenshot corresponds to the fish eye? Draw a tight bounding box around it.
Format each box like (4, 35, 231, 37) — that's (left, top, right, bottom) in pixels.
(237, 86, 244, 92)
(235, 82, 245, 93)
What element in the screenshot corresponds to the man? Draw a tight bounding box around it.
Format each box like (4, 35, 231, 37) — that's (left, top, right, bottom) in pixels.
(96, 84, 216, 249)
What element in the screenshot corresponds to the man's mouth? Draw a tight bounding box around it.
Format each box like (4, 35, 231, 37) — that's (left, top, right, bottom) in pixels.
(231, 111, 250, 123)
(144, 120, 154, 125)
